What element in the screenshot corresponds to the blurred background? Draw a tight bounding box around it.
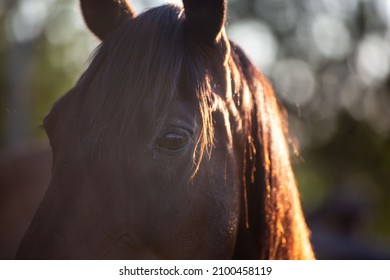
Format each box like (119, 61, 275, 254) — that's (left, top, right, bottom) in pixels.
(0, 0, 389, 259)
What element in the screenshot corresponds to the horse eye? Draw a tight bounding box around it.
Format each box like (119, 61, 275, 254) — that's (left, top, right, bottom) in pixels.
(157, 132, 189, 151)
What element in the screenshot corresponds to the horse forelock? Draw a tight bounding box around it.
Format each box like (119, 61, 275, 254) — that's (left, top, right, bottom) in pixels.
(89, 4, 185, 137)
(67, 4, 230, 172)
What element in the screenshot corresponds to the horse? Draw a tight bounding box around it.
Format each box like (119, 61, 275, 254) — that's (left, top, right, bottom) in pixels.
(0, 145, 51, 259)
(16, 0, 314, 259)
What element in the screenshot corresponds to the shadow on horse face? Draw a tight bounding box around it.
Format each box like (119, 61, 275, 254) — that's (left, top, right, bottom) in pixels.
(16, 0, 314, 259)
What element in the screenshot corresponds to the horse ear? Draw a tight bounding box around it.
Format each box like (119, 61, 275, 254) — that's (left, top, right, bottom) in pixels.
(80, 0, 135, 40)
(183, 0, 227, 43)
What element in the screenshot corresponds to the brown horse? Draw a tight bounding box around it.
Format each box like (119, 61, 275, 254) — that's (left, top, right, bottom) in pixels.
(0, 145, 51, 259)
(16, 0, 314, 259)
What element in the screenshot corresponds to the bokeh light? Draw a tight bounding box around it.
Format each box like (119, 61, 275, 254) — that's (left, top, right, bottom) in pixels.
(5, 0, 48, 43)
(311, 14, 351, 60)
(228, 20, 278, 74)
(271, 59, 316, 107)
(356, 33, 390, 86)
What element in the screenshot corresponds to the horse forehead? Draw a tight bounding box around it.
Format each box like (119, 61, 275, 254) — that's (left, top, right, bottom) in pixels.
(140, 89, 199, 123)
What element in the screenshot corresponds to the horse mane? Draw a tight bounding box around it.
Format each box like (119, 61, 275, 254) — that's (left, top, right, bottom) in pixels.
(230, 43, 314, 259)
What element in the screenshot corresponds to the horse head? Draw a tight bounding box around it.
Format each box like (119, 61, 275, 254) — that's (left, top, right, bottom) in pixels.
(16, 0, 314, 259)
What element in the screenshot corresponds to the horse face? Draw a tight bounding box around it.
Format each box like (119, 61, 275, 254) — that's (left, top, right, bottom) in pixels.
(99, 80, 242, 259)
(120, 93, 241, 259)
(16, 0, 242, 259)
(17, 0, 315, 260)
